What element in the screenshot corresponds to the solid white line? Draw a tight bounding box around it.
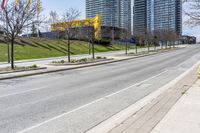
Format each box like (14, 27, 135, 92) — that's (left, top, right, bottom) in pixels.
(17, 70, 169, 133)
(0, 86, 47, 98)
(105, 70, 168, 98)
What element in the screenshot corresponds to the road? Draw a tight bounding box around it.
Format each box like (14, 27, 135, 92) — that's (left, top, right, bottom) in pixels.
(0, 45, 200, 133)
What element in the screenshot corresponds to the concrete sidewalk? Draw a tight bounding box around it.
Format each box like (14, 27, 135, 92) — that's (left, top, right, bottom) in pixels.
(151, 80, 200, 133)
(108, 64, 199, 133)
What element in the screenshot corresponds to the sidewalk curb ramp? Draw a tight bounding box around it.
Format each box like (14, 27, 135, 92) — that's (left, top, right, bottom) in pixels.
(86, 61, 200, 133)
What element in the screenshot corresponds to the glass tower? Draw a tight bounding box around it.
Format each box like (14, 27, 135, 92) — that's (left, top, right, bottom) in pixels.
(133, 0, 147, 35)
(134, 0, 182, 35)
(86, 0, 131, 32)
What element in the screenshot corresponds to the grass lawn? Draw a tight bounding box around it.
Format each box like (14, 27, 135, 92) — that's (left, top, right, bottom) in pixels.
(0, 38, 125, 62)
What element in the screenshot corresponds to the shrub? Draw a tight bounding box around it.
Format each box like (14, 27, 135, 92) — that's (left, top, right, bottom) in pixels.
(61, 60, 65, 64)
(30, 64, 37, 68)
(71, 60, 76, 63)
(80, 58, 87, 62)
(94, 39, 111, 46)
(52, 61, 57, 63)
(129, 52, 135, 54)
(96, 56, 103, 59)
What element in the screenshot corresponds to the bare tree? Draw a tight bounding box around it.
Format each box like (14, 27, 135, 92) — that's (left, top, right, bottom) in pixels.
(49, 10, 60, 38)
(184, 0, 200, 27)
(31, 22, 37, 37)
(167, 31, 177, 48)
(170, 31, 180, 48)
(134, 35, 139, 54)
(81, 18, 100, 59)
(90, 27, 96, 59)
(120, 29, 131, 55)
(145, 30, 154, 53)
(155, 29, 180, 50)
(78, 25, 91, 54)
(164, 30, 179, 49)
(85, 25, 96, 59)
(153, 34, 158, 51)
(86, 21, 99, 59)
(0, 0, 39, 69)
(164, 30, 171, 49)
(154, 30, 168, 50)
(50, 11, 59, 24)
(135, 33, 146, 54)
(62, 8, 80, 62)
(162, 30, 170, 49)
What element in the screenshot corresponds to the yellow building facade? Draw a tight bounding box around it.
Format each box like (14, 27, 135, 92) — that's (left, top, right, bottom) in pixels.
(51, 15, 101, 40)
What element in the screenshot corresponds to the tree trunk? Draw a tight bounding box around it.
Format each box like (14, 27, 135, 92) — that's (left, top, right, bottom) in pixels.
(7, 43, 10, 63)
(173, 41, 175, 48)
(88, 42, 91, 55)
(92, 41, 95, 59)
(11, 39, 14, 69)
(135, 44, 137, 54)
(125, 41, 128, 55)
(169, 41, 172, 49)
(148, 43, 150, 53)
(67, 39, 71, 62)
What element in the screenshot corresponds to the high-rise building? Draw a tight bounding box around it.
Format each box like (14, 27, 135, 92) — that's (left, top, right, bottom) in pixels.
(133, 0, 147, 35)
(134, 0, 182, 35)
(86, 0, 131, 32)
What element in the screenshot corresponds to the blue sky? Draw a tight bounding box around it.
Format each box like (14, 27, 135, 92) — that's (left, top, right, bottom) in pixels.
(42, 0, 85, 18)
(41, 0, 200, 41)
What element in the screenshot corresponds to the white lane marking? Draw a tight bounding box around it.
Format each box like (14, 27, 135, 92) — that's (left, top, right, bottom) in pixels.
(17, 70, 168, 133)
(0, 86, 47, 98)
(105, 70, 168, 98)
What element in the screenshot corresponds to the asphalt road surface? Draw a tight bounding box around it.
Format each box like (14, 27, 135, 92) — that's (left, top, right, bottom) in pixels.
(0, 45, 200, 133)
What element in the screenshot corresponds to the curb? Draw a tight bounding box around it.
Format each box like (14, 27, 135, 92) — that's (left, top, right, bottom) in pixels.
(0, 53, 158, 81)
(49, 59, 113, 66)
(0, 67, 46, 75)
(86, 61, 200, 133)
